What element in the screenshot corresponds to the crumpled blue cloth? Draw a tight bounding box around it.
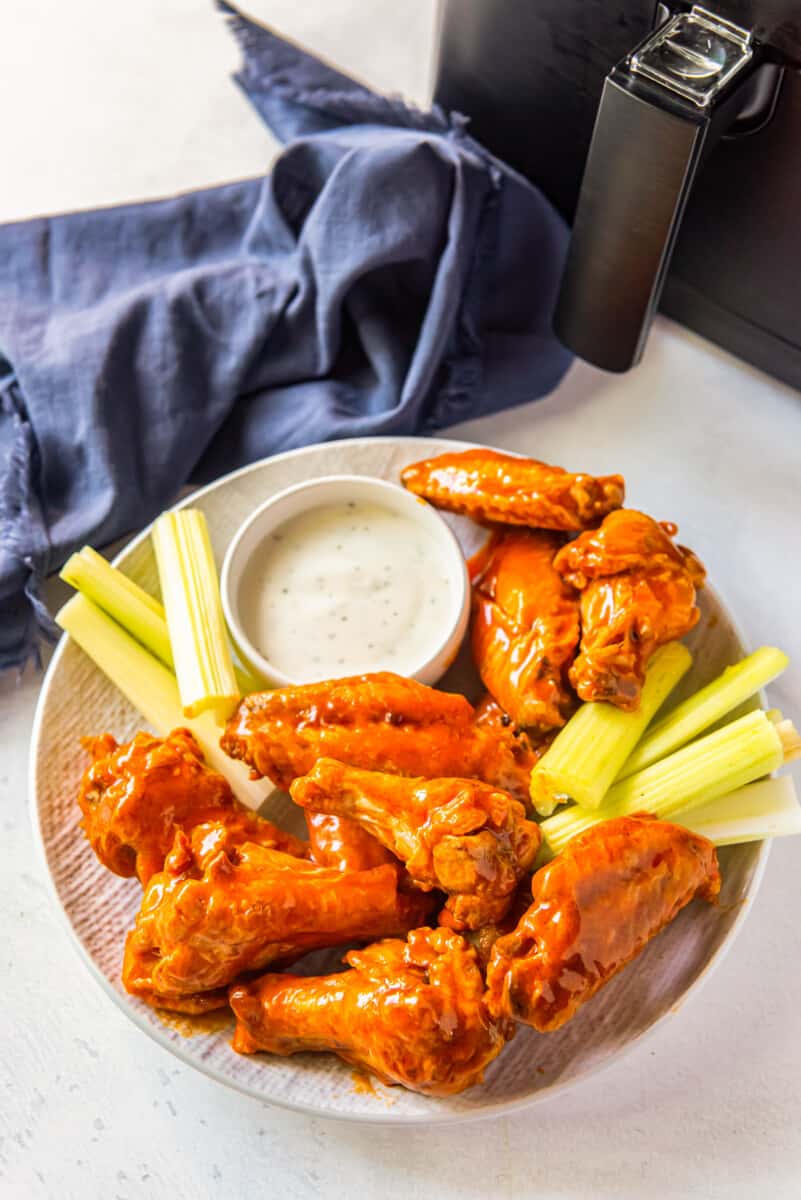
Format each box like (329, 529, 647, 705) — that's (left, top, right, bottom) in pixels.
(0, 1, 572, 672)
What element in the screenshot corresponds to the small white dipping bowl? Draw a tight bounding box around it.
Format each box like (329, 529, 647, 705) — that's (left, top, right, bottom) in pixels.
(221, 474, 471, 688)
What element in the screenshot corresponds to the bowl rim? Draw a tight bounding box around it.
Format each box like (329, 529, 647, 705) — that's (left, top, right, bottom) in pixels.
(220, 471, 471, 688)
(28, 434, 772, 1126)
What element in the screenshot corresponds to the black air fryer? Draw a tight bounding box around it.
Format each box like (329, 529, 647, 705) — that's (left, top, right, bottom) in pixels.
(434, 2, 801, 383)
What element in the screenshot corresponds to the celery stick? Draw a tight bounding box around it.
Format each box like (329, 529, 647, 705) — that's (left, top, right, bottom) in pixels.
(56, 594, 270, 811)
(152, 510, 239, 721)
(680, 777, 801, 846)
(60, 543, 263, 695)
(618, 647, 789, 779)
(61, 545, 174, 668)
(776, 719, 801, 762)
(529, 642, 692, 816)
(540, 708, 786, 858)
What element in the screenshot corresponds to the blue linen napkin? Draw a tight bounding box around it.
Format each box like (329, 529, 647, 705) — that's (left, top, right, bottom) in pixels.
(0, 1, 572, 672)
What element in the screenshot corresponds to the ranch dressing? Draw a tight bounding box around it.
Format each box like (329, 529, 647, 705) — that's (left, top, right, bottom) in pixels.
(239, 500, 457, 682)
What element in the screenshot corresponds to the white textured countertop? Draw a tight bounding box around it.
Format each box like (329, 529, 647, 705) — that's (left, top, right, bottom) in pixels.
(2, 3, 800, 1197)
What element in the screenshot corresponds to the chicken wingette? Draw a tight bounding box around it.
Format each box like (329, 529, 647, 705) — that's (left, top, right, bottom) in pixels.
(472, 529, 580, 730)
(229, 927, 513, 1096)
(221, 671, 539, 805)
(485, 815, 720, 1031)
(553, 510, 706, 709)
(123, 830, 433, 1013)
(400, 448, 624, 530)
(291, 758, 541, 930)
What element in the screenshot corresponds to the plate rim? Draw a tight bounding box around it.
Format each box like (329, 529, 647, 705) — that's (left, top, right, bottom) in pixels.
(28, 434, 772, 1125)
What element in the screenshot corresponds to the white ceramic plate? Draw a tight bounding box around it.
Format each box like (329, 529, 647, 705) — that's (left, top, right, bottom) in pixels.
(30, 436, 768, 1124)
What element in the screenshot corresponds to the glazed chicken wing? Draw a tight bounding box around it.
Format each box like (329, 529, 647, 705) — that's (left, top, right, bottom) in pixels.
(571, 571, 700, 709)
(123, 830, 433, 1013)
(554, 509, 706, 588)
(472, 529, 580, 730)
(474, 691, 514, 729)
(473, 692, 556, 759)
(553, 510, 706, 709)
(291, 758, 541, 930)
(400, 449, 624, 530)
(464, 882, 533, 970)
(78, 728, 306, 885)
(305, 812, 396, 872)
(229, 927, 513, 1096)
(486, 815, 720, 1032)
(221, 671, 539, 805)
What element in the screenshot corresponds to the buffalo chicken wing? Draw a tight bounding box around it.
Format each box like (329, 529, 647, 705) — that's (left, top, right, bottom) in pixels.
(553, 510, 706, 708)
(472, 529, 580, 730)
(473, 692, 556, 759)
(486, 815, 720, 1031)
(78, 728, 306, 885)
(123, 832, 432, 1013)
(229, 927, 513, 1096)
(221, 671, 539, 804)
(305, 812, 396, 872)
(401, 449, 624, 530)
(291, 758, 541, 930)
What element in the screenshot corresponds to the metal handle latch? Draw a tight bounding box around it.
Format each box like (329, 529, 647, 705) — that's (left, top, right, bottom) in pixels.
(629, 6, 753, 107)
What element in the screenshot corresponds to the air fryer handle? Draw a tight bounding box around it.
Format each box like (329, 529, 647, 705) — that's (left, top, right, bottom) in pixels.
(554, 7, 757, 373)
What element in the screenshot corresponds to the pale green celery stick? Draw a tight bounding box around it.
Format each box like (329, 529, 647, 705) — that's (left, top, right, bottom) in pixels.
(56, 594, 270, 811)
(618, 647, 789, 779)
(540, 708, 786, 859)
(60, 545, 173, 668)
(152, 509, 239, 720)
(529, 642, 692, 816)
(680, 776, 801, 846)
(777, 719, 801, 763)
(60, 543, 263, 695)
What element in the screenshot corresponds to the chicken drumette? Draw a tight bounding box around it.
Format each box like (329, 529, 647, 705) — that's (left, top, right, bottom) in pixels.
(400, 449, 624, 530)
(553, 510, 706, 709)
(221, 671, 539, 805)
(291, 758, 541, 930)
(472, 529, 580, 730)
(486, 815, 720, 1031)
(123, 830, 433, 1013)
(229, 926, 513, 1096)
(78, 728, 306, 885)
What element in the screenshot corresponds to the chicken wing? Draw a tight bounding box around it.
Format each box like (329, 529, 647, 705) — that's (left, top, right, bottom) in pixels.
(473, 692, 556, 759)
(123, 831, 433, 1013)
(291, 758, 540, 930)
(553, 510, 706, 708)
(305, 812, 396, 872)
(221, 671, 539, 805)
(400, 449, 624, 530)
(472, 529, 580, 729)
(464, 889, 537, 973)
(554, 509, 706, 589)
(485, 815, 720, 1032)
(78, 728, 306, 885)
(229, 927, 513, 1096)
